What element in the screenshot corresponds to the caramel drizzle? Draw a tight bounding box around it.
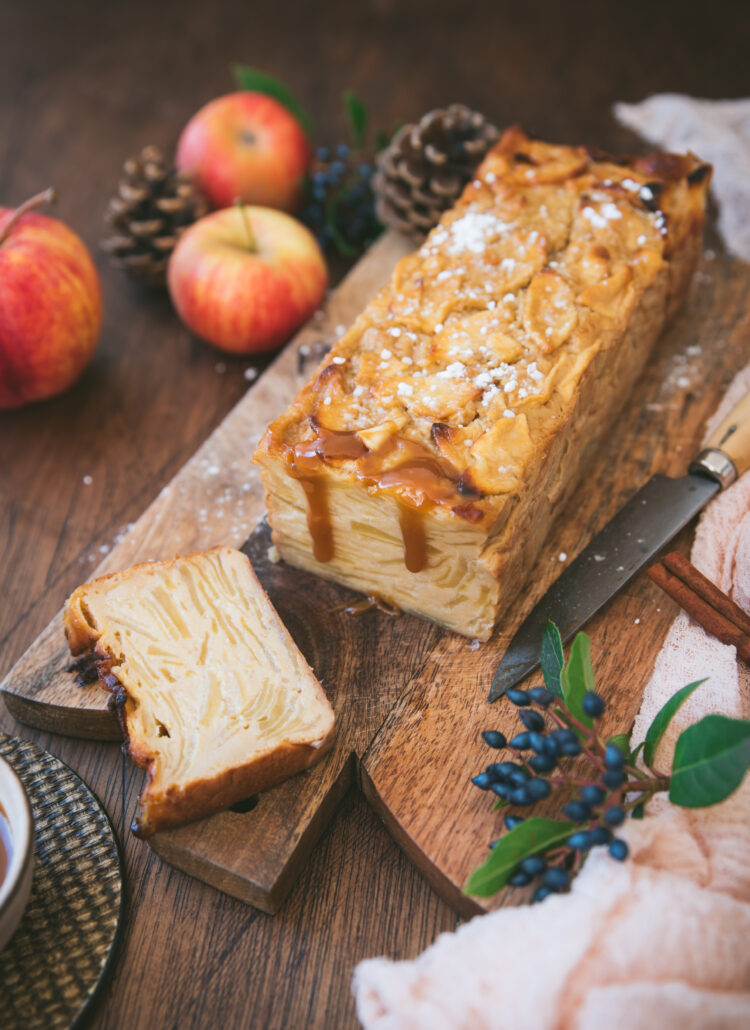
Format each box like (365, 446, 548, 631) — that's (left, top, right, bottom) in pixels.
(297, 477, 334, 563)
(398, 505, 427, 574)
(287, 427, 368, 564)
(284, 423, 481, 573)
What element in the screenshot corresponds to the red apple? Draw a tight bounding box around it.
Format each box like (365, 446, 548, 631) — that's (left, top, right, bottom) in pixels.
(0, 190, 102, 410)
(167, 205, 327, 355)
(176, 92, 312, 212)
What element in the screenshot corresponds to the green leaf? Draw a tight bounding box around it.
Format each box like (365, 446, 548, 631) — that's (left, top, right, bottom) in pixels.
(631, 801, 645, 819)
(231, 65, 313, 136)
(608, 733, 631, 758)
(643, 679, 706, 767)
(343, 90, 368, 149)
(630, 741, 645, 763)
(464, 817, 575, 897)
(540, 621, 565, 699)
(493, 797, 508, 810)
(561, 632, 594, 728)
(670, 715, 750, 808)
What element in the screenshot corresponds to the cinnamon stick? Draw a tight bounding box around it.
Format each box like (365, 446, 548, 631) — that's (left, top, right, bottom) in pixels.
(648, 551, 750, 663)
(662, 552, 750, 636)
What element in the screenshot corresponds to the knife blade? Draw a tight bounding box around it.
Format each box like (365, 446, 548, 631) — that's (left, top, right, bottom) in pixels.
(489, 386, 750, 702)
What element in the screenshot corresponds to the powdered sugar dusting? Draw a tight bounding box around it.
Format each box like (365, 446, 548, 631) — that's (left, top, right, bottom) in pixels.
(428, 210, 511, 257)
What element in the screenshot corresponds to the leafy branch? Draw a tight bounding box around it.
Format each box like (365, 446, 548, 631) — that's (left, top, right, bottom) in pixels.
(231, 65, 394, 256)
(465, 622, 750, 901)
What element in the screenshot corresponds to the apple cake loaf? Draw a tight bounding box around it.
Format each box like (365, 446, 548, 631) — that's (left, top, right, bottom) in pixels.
(64, 546, 335, 835)
(254, 128, 711, 640)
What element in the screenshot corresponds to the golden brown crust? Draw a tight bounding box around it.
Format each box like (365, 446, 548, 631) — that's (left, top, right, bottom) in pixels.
(63, 546, 336, 836)
(253, 129, 710, 639)
(256, 127, 710, 516)
(133, 736, 331, 837)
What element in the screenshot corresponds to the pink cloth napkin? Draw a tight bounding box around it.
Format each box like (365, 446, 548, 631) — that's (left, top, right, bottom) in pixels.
(353, 367, 750, 1029)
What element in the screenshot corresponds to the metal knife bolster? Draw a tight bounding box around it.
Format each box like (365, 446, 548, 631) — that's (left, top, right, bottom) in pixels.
(690, 448, 738, 490)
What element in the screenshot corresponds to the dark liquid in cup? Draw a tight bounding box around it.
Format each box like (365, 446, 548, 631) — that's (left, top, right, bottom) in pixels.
(0, 804, 11, 887)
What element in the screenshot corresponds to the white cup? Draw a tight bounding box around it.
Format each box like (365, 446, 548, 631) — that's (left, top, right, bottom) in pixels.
(0, 754, 34, 953)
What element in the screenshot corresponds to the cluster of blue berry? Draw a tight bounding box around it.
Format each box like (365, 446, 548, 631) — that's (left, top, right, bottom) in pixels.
(472, 687, 645, 903)
(302, 145, 381, 256)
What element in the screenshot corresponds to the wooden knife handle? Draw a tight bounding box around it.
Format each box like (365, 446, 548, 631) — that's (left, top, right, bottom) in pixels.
(694, 388, 750, 486)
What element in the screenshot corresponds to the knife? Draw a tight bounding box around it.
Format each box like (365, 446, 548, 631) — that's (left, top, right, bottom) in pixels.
(489, 387, 750, 701)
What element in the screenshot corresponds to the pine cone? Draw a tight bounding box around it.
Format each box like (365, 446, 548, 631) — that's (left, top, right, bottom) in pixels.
(373, 105, 499, 239)
(101, 145, 208, 286)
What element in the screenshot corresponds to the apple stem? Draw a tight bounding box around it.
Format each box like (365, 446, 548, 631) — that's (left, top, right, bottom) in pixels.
(235, 199, 257, 254)
(0, 188, 57, 247)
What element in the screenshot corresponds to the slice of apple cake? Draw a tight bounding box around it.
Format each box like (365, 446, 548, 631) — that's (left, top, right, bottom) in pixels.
(254, 127, 711, 640)
(64, 546, 335, 835)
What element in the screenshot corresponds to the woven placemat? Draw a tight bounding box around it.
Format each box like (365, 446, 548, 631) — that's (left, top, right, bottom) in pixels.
(0, 735, 123, 1029)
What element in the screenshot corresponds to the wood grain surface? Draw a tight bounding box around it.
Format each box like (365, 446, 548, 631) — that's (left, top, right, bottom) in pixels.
(2, 2, 749, 1027)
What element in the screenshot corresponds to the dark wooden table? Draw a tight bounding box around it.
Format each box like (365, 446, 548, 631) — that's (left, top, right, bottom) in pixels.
(2, 2, 747, 1026)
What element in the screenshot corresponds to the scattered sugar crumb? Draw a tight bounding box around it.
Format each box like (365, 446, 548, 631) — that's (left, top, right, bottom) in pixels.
(441, 211, 510, 256)
(335, 324, 346, 337)
(244, 367, 258, 381)
(468, 639, 481, 651)
(634, 618, 641, 625)
(82, 475, 93, 485)
(215, 362, 227, 374)
(267, 545, 280, 564)
(437, 361, 467, 380)
(558, 552, 568, 562)
(207, 464, 220, 476)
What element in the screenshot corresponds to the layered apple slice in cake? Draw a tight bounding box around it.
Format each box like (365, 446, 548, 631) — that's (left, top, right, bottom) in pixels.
(64, 546, 335, 835)
(254, 128, 710, 640)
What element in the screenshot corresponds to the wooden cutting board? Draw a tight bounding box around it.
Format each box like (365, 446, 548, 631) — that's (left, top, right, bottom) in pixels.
(2, 230, 748, 914)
